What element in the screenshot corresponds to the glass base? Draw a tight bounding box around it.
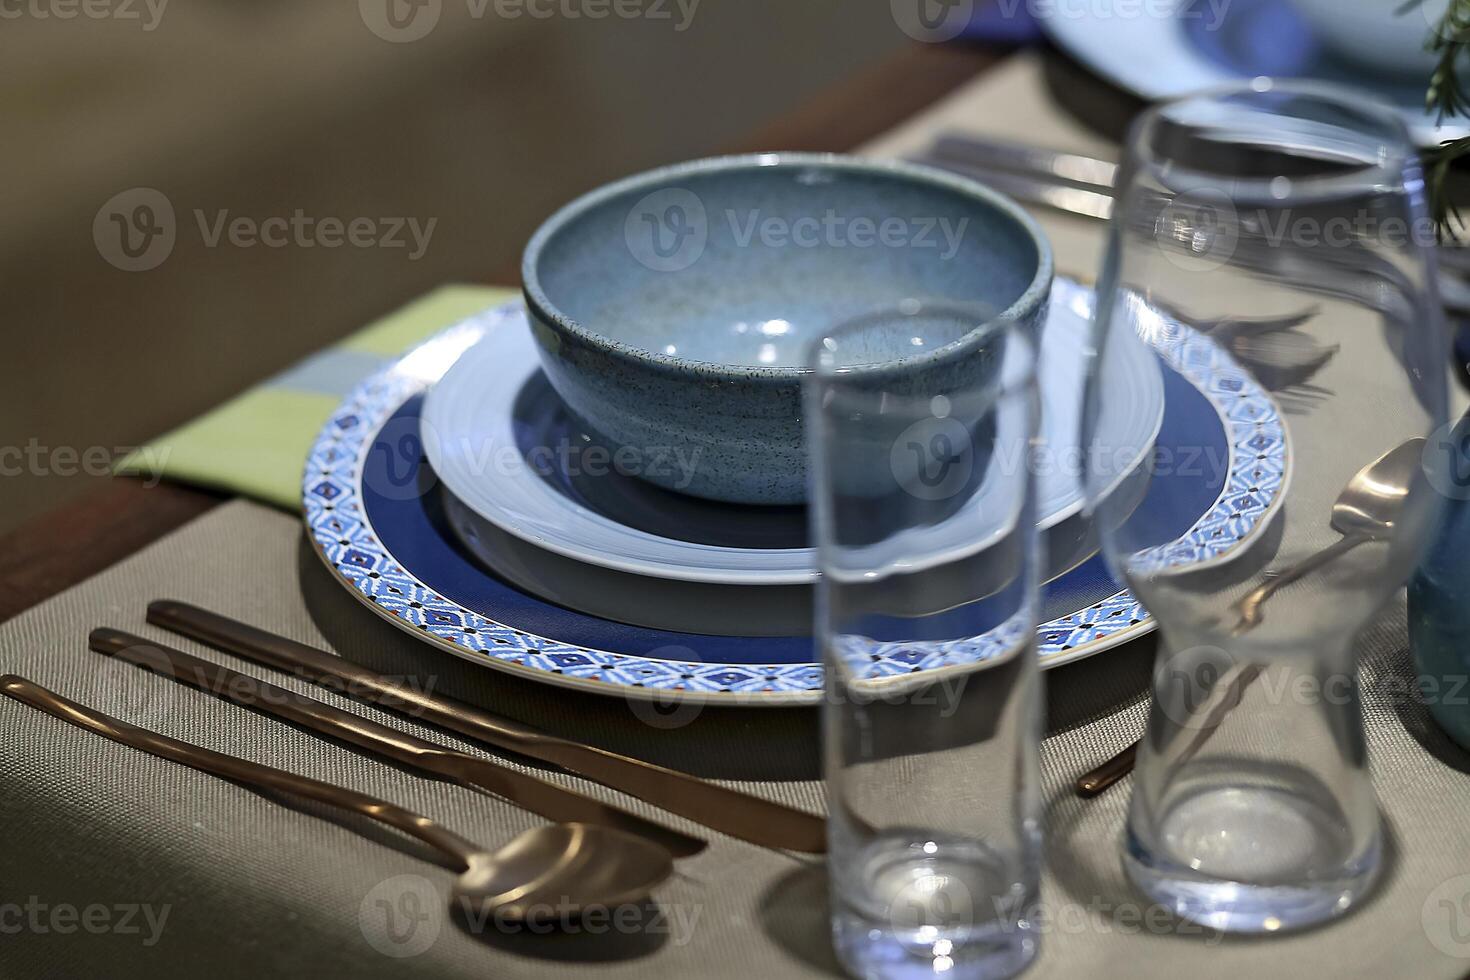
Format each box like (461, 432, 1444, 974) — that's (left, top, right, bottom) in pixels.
(831, 834, 1038, 979)
(1124, 784, 1382, 934)
(832, 910, 1037, 980)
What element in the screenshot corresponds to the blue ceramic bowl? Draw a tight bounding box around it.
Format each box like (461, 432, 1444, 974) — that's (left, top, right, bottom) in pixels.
(522, 153, 1054, 505)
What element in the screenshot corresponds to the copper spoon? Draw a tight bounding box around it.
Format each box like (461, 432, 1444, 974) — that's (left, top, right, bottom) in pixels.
(145, 600, 826, 853)
(0, 675, 673, 919)
(88, 628, 706, 859)
(1077, 438, 1426, 798)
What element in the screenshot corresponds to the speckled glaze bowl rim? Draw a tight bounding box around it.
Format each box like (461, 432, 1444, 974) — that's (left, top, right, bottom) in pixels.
(521, 152, 1056, 383)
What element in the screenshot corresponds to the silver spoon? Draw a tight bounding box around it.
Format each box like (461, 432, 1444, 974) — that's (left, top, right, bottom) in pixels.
(1077, 437, 1426, 797)
(1232, 437, 1425, 631)
(0, 675, 674, 920)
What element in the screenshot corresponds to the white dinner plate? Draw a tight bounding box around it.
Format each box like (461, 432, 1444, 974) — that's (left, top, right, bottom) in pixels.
(420, 278, 1165, 586)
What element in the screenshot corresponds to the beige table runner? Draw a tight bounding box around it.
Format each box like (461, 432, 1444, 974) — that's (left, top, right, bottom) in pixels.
(3, 53, 1469, 980)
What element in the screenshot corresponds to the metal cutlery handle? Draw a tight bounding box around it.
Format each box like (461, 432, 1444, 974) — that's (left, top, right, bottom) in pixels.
(1075, 664, 1264, 798)
(89, 628, 476, 768)
(147, 600, 828, 853)
(144, 602, 548, 750)
(918, 140, 1470, 317)
(89, 628, 707, 858)
(0, 674, 484, 867)
(930, 134, 1118, 191)
(1231, 535, 1368, 632)
(1075, 741, 1137, 798)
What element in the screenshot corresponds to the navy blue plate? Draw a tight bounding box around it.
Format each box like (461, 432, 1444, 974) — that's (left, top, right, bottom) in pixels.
(305, 293, 1286, 703)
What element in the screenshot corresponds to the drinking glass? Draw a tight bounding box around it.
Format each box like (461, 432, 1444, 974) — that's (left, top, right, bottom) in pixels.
(1087, 80, 1449, 933)
(808, 301, 1042, 979)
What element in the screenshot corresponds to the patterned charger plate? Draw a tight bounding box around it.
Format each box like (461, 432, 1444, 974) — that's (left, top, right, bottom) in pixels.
(303, 281, 1289, 705)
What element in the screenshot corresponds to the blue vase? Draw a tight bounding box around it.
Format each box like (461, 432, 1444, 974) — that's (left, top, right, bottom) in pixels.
(1409, 410, 1470, 750)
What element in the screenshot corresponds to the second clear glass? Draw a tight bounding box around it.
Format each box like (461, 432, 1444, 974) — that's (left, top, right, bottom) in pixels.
(809, 301, 1042, 980)
(1088, 80, 1449, 933)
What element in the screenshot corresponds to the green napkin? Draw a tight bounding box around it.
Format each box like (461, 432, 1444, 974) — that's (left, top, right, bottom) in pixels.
(116, 285, 518, 509)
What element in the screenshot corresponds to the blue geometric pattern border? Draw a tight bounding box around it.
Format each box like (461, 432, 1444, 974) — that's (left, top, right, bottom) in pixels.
(1033, 282, 1289, 665)
(303, 282, 1288, 701)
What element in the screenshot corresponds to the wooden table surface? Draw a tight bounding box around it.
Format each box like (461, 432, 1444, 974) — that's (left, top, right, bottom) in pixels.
(0, 41, 1014, 626)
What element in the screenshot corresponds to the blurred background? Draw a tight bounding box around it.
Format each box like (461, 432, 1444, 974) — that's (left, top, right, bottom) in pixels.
(2, 2, 928, 534)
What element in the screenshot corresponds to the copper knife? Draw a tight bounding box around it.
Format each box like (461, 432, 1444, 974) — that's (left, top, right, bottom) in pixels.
(144, 601, 828, 853)
(89, 628, 706, 858)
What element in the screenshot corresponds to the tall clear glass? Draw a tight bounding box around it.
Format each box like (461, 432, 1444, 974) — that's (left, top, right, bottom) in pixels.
(809, 301, 1042, 980)
(1088, 80, 1449, 933)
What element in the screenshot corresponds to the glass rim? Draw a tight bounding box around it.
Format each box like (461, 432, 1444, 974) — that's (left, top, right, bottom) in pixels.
(1126, 77, 1420, 203)
(806, 298, 1037, 386)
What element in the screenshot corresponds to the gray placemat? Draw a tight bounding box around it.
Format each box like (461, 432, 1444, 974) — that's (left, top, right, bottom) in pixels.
(7, 52, 1470, 980)
(1, 498, 1468, 979)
